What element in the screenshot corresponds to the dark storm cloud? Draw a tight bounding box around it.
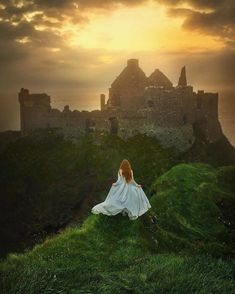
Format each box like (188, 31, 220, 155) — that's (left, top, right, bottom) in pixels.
(0, 20, 34, 40)
(0, 1, 34, 23)
(159, 0, 235, 47)
(0, 21, 64, 65)
(34, 0, 146, 8)
(156, 0, 223, 9)
(0, 0, 146, 18)
(0, 0, 145, 48)
(0, 0, 148, 69)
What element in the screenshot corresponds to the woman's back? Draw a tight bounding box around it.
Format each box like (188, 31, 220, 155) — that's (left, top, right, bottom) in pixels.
(118, 168, 140, 187)
(91, 160, 151, 220)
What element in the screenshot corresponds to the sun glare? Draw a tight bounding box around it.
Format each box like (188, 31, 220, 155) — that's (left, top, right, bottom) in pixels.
(65, 2, 224, 53)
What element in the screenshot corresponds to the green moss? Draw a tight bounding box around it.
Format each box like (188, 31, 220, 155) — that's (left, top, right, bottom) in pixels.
(217, 166, 235, 194)
(148, 163, 235, 255)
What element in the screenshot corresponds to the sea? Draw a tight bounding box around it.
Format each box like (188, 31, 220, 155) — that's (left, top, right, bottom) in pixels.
(0, 91, 234, 147)
(219, 92, 235, 147)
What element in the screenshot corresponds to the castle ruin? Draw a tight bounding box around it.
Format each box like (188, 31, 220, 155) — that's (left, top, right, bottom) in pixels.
(18, 59, 223, 151)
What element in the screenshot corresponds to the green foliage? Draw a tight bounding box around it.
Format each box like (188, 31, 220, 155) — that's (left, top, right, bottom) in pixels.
(0, 130, 83, 255)
(148, 163, 235, 256)
(0, 131, 173, 256)
(217, 165, 235, 194)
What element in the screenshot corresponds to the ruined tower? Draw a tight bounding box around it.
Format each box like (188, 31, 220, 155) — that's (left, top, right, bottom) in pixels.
(108, 59, 148, 110)
(178, 66, 187, 87)
(100, 94, 106, 111)
(18, 88, 51, 135)
(18, 59, 223, 151)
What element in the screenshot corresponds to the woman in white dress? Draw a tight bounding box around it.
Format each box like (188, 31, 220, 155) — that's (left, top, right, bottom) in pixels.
(91, 159, 151, 220)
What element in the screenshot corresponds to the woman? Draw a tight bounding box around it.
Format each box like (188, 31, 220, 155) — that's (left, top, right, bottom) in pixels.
(91, 159, 151, 220)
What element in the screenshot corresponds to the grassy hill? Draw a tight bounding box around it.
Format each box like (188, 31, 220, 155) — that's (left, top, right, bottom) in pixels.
(1, 163, 234, 293)
(145, 164, 235, 256)
(0, 131, 174, 257)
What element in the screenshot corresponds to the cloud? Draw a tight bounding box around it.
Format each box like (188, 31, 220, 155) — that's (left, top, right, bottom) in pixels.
(0, 0, 149, 73)
(156, 0, 223, 9)
(0, 0, 148, 58)
(0, 0, 234, 132)
(158, 0, 235, 48)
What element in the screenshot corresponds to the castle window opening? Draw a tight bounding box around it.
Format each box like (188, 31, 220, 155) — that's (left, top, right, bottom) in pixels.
(109, 117, 119, 135)
(85, 118, 96, 133)
(183, 114, 187, 125)
(197, 97, 202, 109)
(147, 100, 154, 107)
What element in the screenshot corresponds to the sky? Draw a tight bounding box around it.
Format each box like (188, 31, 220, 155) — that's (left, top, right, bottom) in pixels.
(0, 0, 235, 131)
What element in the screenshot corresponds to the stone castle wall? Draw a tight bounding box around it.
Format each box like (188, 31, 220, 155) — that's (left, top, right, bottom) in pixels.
(19, 88, 51, 135)
(18, 59, 223, 151)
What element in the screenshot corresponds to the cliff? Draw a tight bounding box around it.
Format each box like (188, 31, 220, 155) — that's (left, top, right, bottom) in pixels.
(1, 163, 234, 293)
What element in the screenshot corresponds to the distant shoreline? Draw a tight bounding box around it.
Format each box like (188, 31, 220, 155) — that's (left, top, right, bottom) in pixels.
(0, 92, 234, 147)
(219, 95, 235, 147)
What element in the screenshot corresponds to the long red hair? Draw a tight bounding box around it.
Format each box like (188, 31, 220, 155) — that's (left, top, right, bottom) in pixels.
(119, 159, 132, 183)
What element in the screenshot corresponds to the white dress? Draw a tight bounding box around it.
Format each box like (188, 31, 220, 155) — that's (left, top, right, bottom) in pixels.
(91, 169, 151, 220)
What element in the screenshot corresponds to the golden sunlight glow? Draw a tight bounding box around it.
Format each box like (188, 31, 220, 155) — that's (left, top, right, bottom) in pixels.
(49, 48, 61, 52)
(34, 24, 47, 31)
(16, 36, 31, 44)
(64, 2, 224, 53)
(15, 1, 24, 8)
(24, 11, 43, 22)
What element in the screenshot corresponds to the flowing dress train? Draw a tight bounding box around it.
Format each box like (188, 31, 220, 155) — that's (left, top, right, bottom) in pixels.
(91, 169, 151, 220)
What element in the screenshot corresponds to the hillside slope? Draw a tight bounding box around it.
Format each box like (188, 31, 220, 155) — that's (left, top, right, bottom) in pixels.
(1, 164, 234, 293)
(147, 163, 235, 256)
(0, 132, 174, 257)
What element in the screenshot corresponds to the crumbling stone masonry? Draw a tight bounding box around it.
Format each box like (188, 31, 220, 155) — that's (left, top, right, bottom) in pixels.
(18, 59, 223, 151)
